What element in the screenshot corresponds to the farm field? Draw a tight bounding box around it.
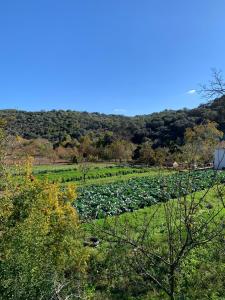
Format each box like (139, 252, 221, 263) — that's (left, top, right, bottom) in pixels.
(33, 163, 172, 186)
(31, 164, 225, 220)
(32, 162, 116, 172)
(93, 185, 225, 227)
(75, 169, 225, 219)
(89, 183, 225, 241)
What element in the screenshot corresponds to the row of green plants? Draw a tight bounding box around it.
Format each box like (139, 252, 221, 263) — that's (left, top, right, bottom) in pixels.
(33, 164, 118, 175)
(61, 169, 150, 183)
(35, 167, 150, 183)
(75, 170, 225, 219)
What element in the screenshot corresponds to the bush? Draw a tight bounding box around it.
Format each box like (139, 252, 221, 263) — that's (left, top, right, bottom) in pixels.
(0, 164, 89, 300)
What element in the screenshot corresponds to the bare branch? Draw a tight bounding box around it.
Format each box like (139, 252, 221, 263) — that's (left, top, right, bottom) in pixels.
(199, 69, 225, 100)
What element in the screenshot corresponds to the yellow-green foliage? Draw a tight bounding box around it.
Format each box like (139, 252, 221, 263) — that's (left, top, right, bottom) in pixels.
(0, 159, 89, 300)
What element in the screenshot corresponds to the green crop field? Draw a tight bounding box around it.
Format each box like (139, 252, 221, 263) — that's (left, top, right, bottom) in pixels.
(75, 169, 225, 219)
(91, 184, 225, 234)
(33, 163, 172, 186)
(32, 162, 116, 172)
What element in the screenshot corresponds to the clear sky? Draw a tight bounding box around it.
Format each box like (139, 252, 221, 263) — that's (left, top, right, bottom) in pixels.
(0, 0, 225, 116)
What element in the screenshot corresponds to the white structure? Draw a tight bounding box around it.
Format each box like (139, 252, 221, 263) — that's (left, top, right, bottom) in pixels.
(214, 148, 225, 170)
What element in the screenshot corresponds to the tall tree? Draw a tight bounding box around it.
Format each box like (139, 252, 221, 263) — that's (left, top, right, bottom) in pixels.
(107, 140, 134, 162)
(182, 121, 223, 166)
(139, 141, 156, 165)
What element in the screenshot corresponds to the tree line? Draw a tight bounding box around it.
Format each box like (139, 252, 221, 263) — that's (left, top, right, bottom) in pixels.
(3, 121, 223, 168)
(1, 94, 225, 147)
(1, 89, 225, 165)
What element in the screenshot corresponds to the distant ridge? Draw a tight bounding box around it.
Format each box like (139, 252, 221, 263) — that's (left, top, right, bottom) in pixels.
(1, 95, 224, 147)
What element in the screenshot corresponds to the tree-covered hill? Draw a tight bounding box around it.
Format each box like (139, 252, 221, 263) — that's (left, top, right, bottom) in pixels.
(1, 95, 225, 147)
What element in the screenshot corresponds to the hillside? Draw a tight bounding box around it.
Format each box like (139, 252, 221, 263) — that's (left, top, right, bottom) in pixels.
(1, 96, 225, 148)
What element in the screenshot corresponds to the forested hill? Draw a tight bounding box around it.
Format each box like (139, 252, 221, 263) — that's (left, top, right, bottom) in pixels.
(1, 95, 225, 147)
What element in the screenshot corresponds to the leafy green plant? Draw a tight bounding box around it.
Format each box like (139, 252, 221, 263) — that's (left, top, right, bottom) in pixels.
(75, 170, 225, 219)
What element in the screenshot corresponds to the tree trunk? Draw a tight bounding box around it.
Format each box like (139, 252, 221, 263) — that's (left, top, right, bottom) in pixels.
(169, 266, 175, 300)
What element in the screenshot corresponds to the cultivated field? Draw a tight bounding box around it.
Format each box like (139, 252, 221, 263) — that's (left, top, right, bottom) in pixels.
(33, 163, 171, 186)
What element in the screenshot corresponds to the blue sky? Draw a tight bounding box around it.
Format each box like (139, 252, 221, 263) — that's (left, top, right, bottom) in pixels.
(0, 0, 225, 116)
